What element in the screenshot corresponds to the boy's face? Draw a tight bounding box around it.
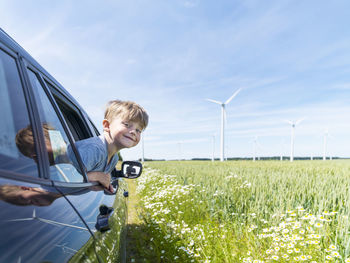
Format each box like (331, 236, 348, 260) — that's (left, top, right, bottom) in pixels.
(104, 117, 142, 150)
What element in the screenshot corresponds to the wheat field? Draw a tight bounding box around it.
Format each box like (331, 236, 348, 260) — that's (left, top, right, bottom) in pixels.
(130, 160, 350, 262)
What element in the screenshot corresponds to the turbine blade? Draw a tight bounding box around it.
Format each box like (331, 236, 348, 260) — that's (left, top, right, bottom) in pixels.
(295, 117, 306, 125)
(327, 130, 335, 140)
(283, 119, 293, 125)
(206, 98, 222, 105)
(225, 88, 242, 105)
(249, 136, 258, 144)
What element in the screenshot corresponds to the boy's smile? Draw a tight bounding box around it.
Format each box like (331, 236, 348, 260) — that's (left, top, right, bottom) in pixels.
(103, 117, 142, 154)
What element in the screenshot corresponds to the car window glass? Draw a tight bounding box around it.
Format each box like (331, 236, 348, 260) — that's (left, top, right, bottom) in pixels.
(47, 85, 90, 141)
(27, 69, 84, 182)
(0, 49, 39, 177)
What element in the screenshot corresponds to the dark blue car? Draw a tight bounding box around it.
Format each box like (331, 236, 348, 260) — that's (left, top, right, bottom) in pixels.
(0, 28, 141, 263)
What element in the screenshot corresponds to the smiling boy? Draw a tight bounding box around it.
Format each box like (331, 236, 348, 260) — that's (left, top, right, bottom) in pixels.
(70, 100, 148, 191)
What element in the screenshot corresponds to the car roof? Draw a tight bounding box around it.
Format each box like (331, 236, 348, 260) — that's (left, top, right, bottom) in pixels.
(0, 28, 85, 112)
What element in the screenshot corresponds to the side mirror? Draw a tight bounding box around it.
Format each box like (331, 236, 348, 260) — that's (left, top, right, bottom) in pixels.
(111, 161, 143, 179)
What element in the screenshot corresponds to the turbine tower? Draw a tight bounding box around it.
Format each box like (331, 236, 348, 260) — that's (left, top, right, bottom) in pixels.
(279, 138, 287, 161)
(250, 136, 261, 162)
(323, 129, 333, 161)
(323, 130, 328, 161)
(284, 117, 305, 162)
(206, 88, 242, 162)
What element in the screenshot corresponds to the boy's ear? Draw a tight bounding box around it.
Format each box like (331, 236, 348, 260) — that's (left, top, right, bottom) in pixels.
(102, 119, 110, 132)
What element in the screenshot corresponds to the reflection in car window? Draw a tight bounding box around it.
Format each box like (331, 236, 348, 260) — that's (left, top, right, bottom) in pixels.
(27, 70, 84, 182)
(0, 183, 61, 206)
(0, 49, 39, 177)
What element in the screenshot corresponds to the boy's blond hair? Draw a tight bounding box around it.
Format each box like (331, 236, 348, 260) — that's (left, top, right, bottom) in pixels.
(104, 100, 148, 130)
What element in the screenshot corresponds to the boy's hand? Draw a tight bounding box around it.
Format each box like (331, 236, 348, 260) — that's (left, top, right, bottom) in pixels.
(87, 172, 114, 193)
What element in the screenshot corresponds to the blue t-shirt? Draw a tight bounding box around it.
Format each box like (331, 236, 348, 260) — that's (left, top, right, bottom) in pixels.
(68, 135, 119, 174)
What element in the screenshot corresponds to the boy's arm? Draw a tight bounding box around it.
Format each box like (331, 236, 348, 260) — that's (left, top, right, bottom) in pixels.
(87, 172, 114, 192)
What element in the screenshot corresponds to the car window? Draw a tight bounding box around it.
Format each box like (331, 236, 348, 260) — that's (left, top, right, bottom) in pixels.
(27, 69, 84, 183)
(0, 49, 39, 177)
(47, 83, 92, 141)
(89, 119, 100, 136)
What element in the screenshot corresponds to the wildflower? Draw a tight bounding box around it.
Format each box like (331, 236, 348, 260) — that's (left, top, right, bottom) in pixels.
(314, 222, 323, 228)
(299, 255, 308, 261)
(318, 215, 326, 221)
(329, 244, 337, 250)
(331, 251, 341, 258)
(293, 222, 302, 229)
(287, 243, 294, 249)
(282, 229, 289, 234)
(271, 255, 279, 260)
(325, 255, 333, 260)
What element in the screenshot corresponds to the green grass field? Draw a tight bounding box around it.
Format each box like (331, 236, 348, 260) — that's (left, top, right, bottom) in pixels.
(129, 160, 350, 262)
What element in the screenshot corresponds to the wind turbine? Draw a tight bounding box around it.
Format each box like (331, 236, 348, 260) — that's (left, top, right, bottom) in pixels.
(206, 88, 242, 162)
(279, 138, 287, 161)
(323, 129, 334, 161)
(323, 130, 328, 161)
(284, 117, 305, 162)
(250, 136, 261, 162)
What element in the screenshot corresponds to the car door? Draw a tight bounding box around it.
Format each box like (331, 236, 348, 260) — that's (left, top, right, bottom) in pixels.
(0, 44, 99, 262)
(26, 66, 128, 263)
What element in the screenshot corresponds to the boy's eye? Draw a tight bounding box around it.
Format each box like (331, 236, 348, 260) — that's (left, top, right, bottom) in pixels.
(136, 129, 142, 134)
(122, 122, 129, 127)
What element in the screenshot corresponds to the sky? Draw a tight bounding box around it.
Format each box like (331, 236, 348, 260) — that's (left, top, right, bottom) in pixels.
(1, 0, 350, 160)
